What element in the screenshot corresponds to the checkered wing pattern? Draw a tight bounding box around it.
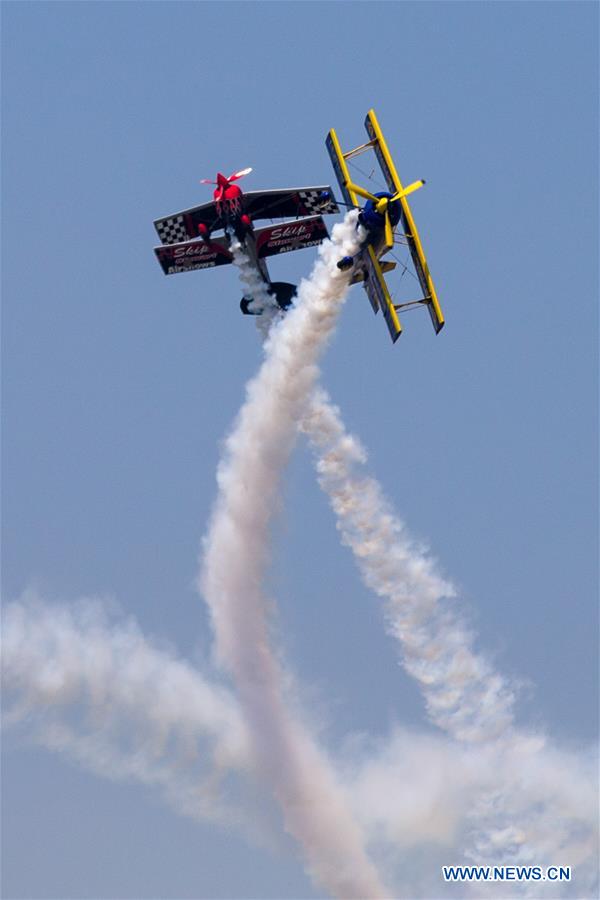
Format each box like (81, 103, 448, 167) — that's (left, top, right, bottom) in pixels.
(154, 201, 220, 245)
(297, 189, 339, 216)
(155, 215, 190, 245)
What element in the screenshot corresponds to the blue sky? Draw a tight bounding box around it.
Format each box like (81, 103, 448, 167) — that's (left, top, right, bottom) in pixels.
(2, 3, 598, 898)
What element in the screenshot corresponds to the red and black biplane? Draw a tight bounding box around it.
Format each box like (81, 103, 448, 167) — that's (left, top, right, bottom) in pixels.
(153, 168, 339, 314)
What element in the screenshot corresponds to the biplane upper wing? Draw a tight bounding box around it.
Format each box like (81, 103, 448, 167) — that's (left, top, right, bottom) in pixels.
(254, 215, 329, 259)
(154, 235, 233, 275)
(154, 202, 222, 246)
(325, 129, 359, 210)
(364, 109, 444, 334)
(243, 187, 339, 221)
(364, 246, 402, 343)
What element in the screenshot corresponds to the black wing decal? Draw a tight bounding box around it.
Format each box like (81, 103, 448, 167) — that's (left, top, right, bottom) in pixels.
(243, 187, 339, 221)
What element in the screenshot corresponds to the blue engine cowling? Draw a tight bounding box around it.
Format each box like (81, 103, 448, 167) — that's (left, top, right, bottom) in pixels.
(359, 191, 402, 232)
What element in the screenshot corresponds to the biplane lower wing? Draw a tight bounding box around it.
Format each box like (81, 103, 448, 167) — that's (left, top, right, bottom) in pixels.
(364, 246, 402, 343)
(154, 235, 233, 275)
(364, 109, 444, 334)
(326, 128, 379, 314)
(254, 215, 328, 259)
(350, 259, 395, 286)
(243, 187, 339, 221)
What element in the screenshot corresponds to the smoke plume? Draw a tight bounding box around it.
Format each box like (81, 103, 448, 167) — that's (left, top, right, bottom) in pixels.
(2, 593, 252, 832)
(301, 387, 515, 744)
(200, 213, 389, 899)
(300, 388, 598, 894)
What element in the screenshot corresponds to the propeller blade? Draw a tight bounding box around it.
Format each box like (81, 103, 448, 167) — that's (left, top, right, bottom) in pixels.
(384, 209, 393, 249)
(229, 167, 253, 181)
(347, 181, 379, 203)
(391, 179, 425, 201)
(200, 178, 217, 185)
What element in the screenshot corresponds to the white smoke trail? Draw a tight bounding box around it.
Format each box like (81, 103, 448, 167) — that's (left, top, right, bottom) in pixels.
(5, 224, 592, 896)
(301, 387, 515, 743)
(343, 729, 598, 899)
(300, 389, 599, 893)
(228, 235, 597, 894)
(4, 596, 596, 896)
(1, 594, 254, 833)
(200, 212, 391, 899)
(230, 240, 282, 339)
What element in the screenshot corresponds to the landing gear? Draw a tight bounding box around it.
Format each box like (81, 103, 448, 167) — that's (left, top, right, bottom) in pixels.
(240, 297, 260, 316)
(337, 255, 354, 271)
(269, 281, 296, 310)
(240, 282, 297, 316)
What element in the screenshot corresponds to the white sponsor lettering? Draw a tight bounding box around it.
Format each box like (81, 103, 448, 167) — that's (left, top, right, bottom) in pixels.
(173, 243, 215, 259)
(276, 239, 321, 254)
(268, 223, 312, 240)
(168, 261, 216, 273)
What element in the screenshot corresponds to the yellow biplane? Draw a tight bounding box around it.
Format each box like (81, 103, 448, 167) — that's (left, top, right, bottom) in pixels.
(326, 109, 444, 343)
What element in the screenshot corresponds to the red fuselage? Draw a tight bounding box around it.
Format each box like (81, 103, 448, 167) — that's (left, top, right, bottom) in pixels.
(213, 172, 243, 218)
(197, 167, 253, 242)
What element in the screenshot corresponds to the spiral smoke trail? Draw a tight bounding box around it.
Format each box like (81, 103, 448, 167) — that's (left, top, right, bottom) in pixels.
(1, 595, 252, 831)
(230, 239, 519, 884)
(300, 388, 598, 894)
(3, 595, 596, 896)
(225, 239, 597, 894)
(301, 387, 515, 744)
(200, 213, 390, 899)
(4, 227, 593, 898)
(300, 387, 522, 878)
